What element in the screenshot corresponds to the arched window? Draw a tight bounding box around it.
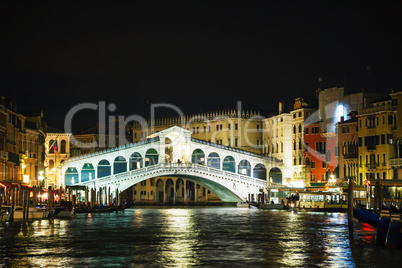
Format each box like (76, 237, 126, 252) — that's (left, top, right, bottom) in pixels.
(253, 163, 266, 180)
(98, 159, 111, 178)
(207, 152, 220, 169)
(191, 149, 205, 165)
(269, 167, 282, 184)
(114, 156, 127, 174)
(65, 167, 78, 185)
(223, 156, 235, 173)
(145, 148, 159, 166)
(238, 160, 251, 176)
(81, 163, 95, 182)
(305, 157, 310, 166)
(130, 152, 143, 170)
(60, 140, 66, 153)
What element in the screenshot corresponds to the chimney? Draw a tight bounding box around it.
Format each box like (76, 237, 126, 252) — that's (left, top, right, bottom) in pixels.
(340, 116, 344, 123)
(278, 101, 284, 114)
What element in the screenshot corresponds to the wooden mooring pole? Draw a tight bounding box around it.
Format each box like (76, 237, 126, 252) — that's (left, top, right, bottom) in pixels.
(348, 177, 354, 241)
(22, 187, 27, 220)
(10, 185, 15, 221)
(115, 188, 118, 213)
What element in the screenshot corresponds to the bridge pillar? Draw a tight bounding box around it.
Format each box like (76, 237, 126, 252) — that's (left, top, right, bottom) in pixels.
(163, 180, 167, 203)
(173, 180, 176, 204)
(194, 184, 198, 202)
(184, 179, 187, 203)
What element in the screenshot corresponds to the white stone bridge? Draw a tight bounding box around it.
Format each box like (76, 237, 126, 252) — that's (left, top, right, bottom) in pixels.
(62, 126, 285, 202)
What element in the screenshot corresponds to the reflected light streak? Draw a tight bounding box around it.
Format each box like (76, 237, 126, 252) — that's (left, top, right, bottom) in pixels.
(158, 209, 201, 266)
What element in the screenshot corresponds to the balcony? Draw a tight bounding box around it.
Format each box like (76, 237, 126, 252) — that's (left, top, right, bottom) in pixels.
(359, 104, 393, 115)
(365, 163, 379, 170)
(343, 153, 358, 159)
(390, 158, 402, 167)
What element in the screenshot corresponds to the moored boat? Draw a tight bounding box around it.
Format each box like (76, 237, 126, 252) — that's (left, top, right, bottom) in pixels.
(353, 207, 380, 227)
(54, 201, 74, 218)
(56, 209, 74, 218)
(236, 202, 248, 208)
(2, 206, 50, 220)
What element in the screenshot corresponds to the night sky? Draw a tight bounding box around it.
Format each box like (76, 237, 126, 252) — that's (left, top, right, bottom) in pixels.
(1, 1, 402, 132)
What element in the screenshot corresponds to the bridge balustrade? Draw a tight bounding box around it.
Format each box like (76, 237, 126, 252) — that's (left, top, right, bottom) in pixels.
(80, 162, 267, 190)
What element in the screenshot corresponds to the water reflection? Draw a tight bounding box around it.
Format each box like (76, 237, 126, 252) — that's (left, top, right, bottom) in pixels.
(1, 208, 402, 267)
(156, 209, 201, 266)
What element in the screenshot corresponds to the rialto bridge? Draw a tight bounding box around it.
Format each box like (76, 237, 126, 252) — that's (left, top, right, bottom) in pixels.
(61, 126, 285, 203)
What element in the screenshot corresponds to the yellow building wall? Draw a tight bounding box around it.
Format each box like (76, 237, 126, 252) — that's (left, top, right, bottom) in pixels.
(358, 105, 394, 183)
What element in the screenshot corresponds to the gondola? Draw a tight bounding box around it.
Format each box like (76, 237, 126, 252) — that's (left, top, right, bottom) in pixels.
(353, 207, 380, 227)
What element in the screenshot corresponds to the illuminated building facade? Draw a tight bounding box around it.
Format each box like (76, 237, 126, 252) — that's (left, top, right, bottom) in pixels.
(390, 90, 402, 179)
(24, 111, 46, 187)
(336, 115, 359, 184)
(290, 98, 316, 187)
(45, 129, 71, 188)
(131, 109, 263, 154)
(304, 122, 338, 184)
(0, 97, 46, 186)
(70, 134, 126, 157)
(262, 102, 293, 185)
(357, 97, 395, 183)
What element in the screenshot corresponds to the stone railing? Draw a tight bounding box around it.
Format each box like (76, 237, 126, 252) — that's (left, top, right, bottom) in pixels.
(81, 162, 271, 189)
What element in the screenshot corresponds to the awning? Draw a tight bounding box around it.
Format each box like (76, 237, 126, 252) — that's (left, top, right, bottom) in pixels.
(0, 181, 19, 188)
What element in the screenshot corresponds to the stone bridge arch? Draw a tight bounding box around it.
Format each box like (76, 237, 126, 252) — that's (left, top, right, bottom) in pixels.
(80, 164, 266, 202)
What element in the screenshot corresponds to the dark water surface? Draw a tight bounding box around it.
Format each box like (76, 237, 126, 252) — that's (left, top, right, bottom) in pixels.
(1, 207, 401, 267)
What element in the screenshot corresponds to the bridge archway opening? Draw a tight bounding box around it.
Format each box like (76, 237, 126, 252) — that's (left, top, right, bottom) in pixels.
(269, 167, 282, 184)
(207, 152, 220, 169)
(130, 152, 143, 170)
(175, 178, 185, 202)
(98, 159, 111, 178)
(145, 148, 159, 167)
(165, 178, 174, 202)
(191, 149, 205, 165)
(81, 163, 95, 182)
(253, 163, 267, 180)
(155, 179, 164, 203)
(186, 180, 195, 201)
(223, 156, 236, 173)
(238, 160, 251, 176)
(114, 156, 127, 174)
(65, 167, 79, 185)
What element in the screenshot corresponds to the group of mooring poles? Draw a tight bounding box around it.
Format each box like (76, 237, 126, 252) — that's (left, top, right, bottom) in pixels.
(0, 184, 57, 221)
(87, 187, 122, 213)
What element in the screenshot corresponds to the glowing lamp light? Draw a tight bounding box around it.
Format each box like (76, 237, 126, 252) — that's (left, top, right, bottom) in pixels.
(23, 174, 29, 184)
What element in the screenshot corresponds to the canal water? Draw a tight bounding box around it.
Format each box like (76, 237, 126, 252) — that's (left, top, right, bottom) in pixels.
(1, 207, 401, 267)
